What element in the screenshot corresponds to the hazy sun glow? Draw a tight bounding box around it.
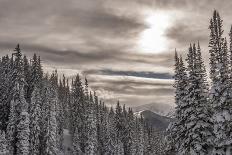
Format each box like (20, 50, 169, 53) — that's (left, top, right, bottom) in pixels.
(139, 11, 173, 54)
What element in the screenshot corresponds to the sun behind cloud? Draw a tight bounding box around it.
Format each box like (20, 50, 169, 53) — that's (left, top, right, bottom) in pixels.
(138, 10, 175, 54)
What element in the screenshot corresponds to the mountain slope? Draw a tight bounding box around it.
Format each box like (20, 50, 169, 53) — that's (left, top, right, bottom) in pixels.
(139, 110, 173, 131)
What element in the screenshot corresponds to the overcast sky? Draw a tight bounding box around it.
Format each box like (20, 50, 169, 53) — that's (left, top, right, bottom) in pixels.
(0, 0, 232, 107)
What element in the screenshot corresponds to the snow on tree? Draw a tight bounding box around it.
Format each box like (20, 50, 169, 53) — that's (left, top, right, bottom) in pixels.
(0, 44, 168, 155)
(0, 130, 8, 155)
(115, 140, 124, 155)
(23, 55, 31, 104)
(70, 74, 88, 153)
(0, 55, 12, 131)
(16, 84, 30, 155)
(99, 104, 112, 155)
(72, 130, 82, 155)
(165, 51, 188, 154)
(85, 93, 97, 155)
(208, 10, 232, 154)
(44, 83, 58, 155)
(182, 43, 213, 154)
(108, 107, 117, 154)
(125, 108, 136, 155)
(29, 87, 41, 155)
(6, 100, 17, 155)
(6, 44, 30, 155)
(114, 101, 124, 143)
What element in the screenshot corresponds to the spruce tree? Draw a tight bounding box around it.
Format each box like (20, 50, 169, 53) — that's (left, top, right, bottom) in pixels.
(72, 130, 82, 155)
(183, 43, 213, 154)
(108, 107, 117, 154)
(6, 100, 16, 155)
(6, 44, 30, 155)
(0, 55, 11, 131)
(29, 87, 41, 155)
(126, 108, 136, 155)
(115, 101, 124, 146)
(209, 10, 232, 154)
(44, 83, 58, 155)
(85, 92, 97, 155)
(16, 85, 30, 155)
(0, 130, 8, 155)
(165, 51, 188, 154)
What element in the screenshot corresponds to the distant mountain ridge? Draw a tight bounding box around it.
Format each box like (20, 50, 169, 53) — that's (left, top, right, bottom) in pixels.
(133, 102, 175, 118)
(136, 110, 173, 131)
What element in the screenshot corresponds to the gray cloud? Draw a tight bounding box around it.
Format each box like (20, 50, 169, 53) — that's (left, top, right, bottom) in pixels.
(0, 0, 231, 107)
(86, 74, 174, 106)
(166, 23, 208, 48)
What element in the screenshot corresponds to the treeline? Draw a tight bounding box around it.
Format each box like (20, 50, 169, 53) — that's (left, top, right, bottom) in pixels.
(166, 10, 232, 155)
(0, 44, 164, 154)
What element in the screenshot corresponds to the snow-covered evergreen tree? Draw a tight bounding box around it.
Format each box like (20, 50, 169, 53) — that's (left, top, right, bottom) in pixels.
(29, 87, 41, 155)
(115, 140, 124, 155)
(183, 43, 213, 154)
(0, 44, 165, 155)
(114, 101, 124, 151)
(208, 10, 232, 154)
(44, 83, 58, 155)
(135, 117, 144, 155)
(108, 107, 117, 154)
(72, 130, 82, 155)
(165, 51, 188, 154)
(126, 108, 136, 155)
(85, 93, 97, 155)
(16, 85, 30, 155)
(0, 55, 11, 131)
(6, 100, 17, 155)
(0, 130, 8, 155)
(6, 44, 30, 155)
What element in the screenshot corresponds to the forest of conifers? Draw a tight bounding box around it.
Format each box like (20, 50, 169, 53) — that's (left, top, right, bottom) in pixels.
(166, 10, 232, 155)
(0, 44, 165, 155)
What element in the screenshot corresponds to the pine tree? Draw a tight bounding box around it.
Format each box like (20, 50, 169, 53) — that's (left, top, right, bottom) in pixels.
(115, 140, 124, 155)
(108, 107, 117, 154)
(72, 130, 82, 155)
(209, 10, 232, 154)
(183, 43, 213, 154)
(23, 55, 31, 104)
(6, 44, 30, 155)
(0, 55, 11, 131)
(44, 83, 58, 155)
(85, 92, 97, 155)
(0, 44, 164, 155)
(70, 75, 87, 153)
(29, 87, 41, 155)
(135, 117, 144, 155)
(115, 101, 124, 143)
(102, 106, 111, 155)
(6, 100, 16, 155)
(126, 108, 136, 155)
(16, 84, 30, 155)
(0, 130, 8, 155)
(165, 51, 188, 154)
